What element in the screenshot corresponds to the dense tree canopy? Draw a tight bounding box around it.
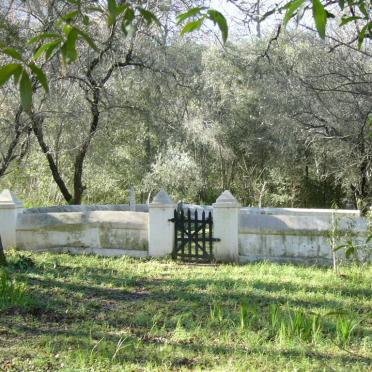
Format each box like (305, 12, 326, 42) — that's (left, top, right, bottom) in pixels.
(0, 0, 371, 209)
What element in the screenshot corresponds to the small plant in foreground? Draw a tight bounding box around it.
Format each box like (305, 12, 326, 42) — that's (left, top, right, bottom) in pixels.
(239, 302, 258, 330)
(210, 303, 223, 322)
(336, 315, 359, 345)
(311, 314, 323, 344)
(269, 304, 279, 331)
(274, 307, 323, 343)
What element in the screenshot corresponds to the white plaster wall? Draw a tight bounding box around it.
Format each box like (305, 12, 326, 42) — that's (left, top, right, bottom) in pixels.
(16, 211, 148, 257)
(239, 208, 368, 265)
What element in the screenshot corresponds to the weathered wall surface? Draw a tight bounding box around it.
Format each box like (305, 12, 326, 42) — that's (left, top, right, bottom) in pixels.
(1, 188, 369, 265)
(239, 208, 368, 265)
(16, 210, 148, 257)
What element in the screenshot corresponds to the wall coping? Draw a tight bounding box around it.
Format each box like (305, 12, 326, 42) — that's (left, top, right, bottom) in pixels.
(240, 207, 361, 216)
(213, 190, 241, 208)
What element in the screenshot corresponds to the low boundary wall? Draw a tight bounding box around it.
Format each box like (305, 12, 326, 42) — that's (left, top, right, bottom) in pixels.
(239, 207, 368, 265)
(17, 210, 148, 257)
(0, 189, 369, 265)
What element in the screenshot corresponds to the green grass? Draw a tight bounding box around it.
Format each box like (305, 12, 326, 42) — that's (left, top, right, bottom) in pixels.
(0, 250, 371, 371)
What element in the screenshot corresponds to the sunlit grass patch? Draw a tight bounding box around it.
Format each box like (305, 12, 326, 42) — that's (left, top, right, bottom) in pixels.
(0, 250, 371, 371)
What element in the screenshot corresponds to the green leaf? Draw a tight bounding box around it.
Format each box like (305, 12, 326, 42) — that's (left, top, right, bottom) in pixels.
(107, 0, 117, 15)
(366, 234, 372, 243)
(45, 40, 61, 61)
(358, 3, 368, 18)
(345, 246, 355, 258)
(207, 9, 228, 43)
(13, 65, 22, 85)
(312, 0, 327, 38)
(87, 6, 104, 13)
(83, 15, 90, 25)
(76, 29, 98, 51)
(0, 63, 22, 87)
(28, 62, 49, 93)
(283, 0, 305, 26)
(1, 47, 23, 61)
(358, 24, 368, 48)
(137, 7, 160, 26)
(180, 18, 205, 36)
(61, 28, 78, 64)
(19, 70, 33, 112)
(121, 6, 135, 35)
(33, 40, 61, 61)
(338, 0, 345, 10)
(325, 11, 335, 19)
(61, 10, 80, 22)
(63, 24, 73, 36)
(340, 16, 362, 26)
(176, 7, 206, 24)
(27, 33, 60, 45)
(333, 244, 347, 251)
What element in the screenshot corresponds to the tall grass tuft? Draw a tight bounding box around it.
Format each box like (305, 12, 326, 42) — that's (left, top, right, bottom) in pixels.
(239, 302, 258, 329)
(210, 303, 224, 322)
(336, 315, 359, 345)
(274, 307, 323, 343)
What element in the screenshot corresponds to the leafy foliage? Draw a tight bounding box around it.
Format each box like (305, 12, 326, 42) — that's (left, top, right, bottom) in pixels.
(0, 0, 228, 113)
(281, 0, 371, 45)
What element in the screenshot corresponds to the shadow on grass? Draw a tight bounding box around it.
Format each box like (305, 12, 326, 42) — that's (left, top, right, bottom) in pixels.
(1, 257, 371, 369)
(0, 319, 371, 368)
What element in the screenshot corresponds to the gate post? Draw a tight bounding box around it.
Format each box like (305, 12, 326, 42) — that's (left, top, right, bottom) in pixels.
(213, 190, 241, 263)
(0, 190, 23, 249)
(148, 189, 176, 257)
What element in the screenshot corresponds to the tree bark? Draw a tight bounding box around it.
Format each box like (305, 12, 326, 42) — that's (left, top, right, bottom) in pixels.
(71, 87, 100, 204)
(31, 112, 73, 204)
(0, 236, 7, 266)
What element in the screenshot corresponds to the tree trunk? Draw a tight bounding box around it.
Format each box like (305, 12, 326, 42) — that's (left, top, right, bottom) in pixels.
(71, 87, 101, 205)
(0, 236, 7, 266)
(31, 112, 73, 204)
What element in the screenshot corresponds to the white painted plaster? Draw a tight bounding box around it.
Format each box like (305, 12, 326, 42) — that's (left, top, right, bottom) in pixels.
(213, 190, 241, 262)
(0, 189, 23, 248)
(148, 190, 176, 257)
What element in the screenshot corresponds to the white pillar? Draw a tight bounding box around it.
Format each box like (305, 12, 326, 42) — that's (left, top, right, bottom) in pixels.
(0, 189, 23, 249)
(148, 189, 176, 257)
(213, 190, 241, 263)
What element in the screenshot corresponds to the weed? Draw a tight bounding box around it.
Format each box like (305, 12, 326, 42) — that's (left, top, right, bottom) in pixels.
(336, 315, 359, 345)
(239, 302, 258, 329)
(210, 303, 223, 322)
(269, 304, 279, 331)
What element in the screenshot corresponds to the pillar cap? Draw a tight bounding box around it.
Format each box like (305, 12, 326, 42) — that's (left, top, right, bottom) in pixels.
(150, 189, 175, 208)
(213, 190, 241, 208)
(0, 189, 23, 209)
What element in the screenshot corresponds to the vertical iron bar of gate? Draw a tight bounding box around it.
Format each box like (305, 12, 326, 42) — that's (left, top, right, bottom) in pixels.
(194, 210, 198, 259)
(202, 211, 206, 259)
(172, 209, 177, 259)
(187, 209, 192, 258)
(208, 211, 213, 258)
(181, 209, 185, 258)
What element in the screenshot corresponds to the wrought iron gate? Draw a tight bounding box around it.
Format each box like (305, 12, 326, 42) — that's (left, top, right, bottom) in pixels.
(169, 209, 220, 262)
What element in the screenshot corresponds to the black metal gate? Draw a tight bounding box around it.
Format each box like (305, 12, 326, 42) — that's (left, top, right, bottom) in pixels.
(169, 209, 219, 263)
